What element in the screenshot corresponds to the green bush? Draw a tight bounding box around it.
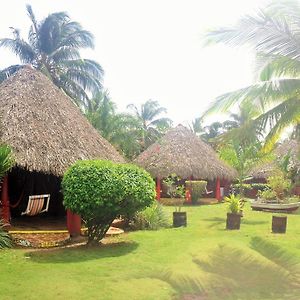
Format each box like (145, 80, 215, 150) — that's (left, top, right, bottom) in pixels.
(62, 160, 155, 244)
(257, 189, 277, 201)
(0, 145, 14, 178)
(267, 174, 291, 200)
(0, 220, 12, 249)
(131, 202, 170, 230)
(224, 194, 243, 214)
(185, 180, 207, 204)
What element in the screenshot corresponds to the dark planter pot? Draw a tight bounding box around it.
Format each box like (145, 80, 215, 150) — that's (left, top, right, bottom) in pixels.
(272, 215, 287, 233)
(173, 212, 187, 227)
(226, 213, 241, 230)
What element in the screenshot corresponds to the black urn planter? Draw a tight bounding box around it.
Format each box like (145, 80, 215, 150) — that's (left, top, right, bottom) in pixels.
(173, 212, 187, 227)
(272, 215, 287, 233)
(226, 212, 241, 230)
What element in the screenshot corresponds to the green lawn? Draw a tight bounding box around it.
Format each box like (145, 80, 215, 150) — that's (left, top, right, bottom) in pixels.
(1, 202, 300, 300)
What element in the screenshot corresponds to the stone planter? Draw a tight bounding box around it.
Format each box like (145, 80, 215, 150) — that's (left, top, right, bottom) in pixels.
(226, 212, 241, 230)
(173, 212, 187, 227)
(272, 215, 287, 233)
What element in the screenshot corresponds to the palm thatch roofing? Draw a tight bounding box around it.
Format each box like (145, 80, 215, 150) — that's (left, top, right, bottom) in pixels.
(134, 125, 237, 180)
(250, 139, 300, 179)
(0, 67, 124, 176)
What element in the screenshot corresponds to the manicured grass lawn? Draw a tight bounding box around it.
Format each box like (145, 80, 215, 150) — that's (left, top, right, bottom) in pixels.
(1, 202, 300, 300)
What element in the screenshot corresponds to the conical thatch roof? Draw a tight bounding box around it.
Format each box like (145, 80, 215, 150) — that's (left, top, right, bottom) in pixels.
(0, 67, 124, 176)
(134, 125, 237, 180)
(250, 139, 300, 179)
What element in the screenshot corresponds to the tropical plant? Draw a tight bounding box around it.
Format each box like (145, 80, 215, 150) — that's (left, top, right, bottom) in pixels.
(204, 0, 300, 150)
(85, 91, 143, 159)
(0, 5, 103, 108)
(127, 99, 172, 150)
(219, 140, 271, 196)
(0, 145, 14, 179)
(130, 202, 169, 230)
(62, 160, 155, 244)
(163, 174, 185, 212)
(0, 220, 12, 249)
(224, 194, 243, 214)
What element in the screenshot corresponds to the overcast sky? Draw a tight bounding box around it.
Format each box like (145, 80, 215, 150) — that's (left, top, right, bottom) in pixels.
(0, 0, 269, 126)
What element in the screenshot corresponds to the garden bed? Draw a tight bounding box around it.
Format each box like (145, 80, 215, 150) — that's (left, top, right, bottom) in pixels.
(10, 231, 70, 248)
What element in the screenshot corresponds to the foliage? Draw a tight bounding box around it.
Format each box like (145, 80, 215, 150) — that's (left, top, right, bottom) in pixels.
(257, 189, 277, 201)
(224, 194, 243, 214)
(257, 171, 291, 202)
(219, 140, 271, 196)
(0, 5, 103, 108)
(185, 180, 207, 204)
(127, 99, 172, 150)
(0, 220, 12, 249)
(267, 173, 291, 200)
(62, 160, 155, 244)
(0, 145, 14, 178)
(163, 174, 185, 212)
(204, 0, 300, 150)
(130, 202, 170, 230)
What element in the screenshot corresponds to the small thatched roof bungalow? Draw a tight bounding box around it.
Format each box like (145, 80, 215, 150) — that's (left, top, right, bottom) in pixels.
(134, 125, 237, 200)
(0, 67, 124, 230)
(250, 139, 300, 180)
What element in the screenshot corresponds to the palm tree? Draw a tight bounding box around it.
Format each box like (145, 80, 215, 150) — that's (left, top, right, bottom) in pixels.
(216, 102, 264, 147)
(0, 5, 103, 108)
(85, 91, 143, 159)
(127, 99, 172, 149)
(85, 90, 116, 139)
(204, 0, 300, 150)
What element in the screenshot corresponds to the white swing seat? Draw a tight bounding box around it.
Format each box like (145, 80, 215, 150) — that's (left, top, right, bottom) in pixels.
(21, 194, 50, 216)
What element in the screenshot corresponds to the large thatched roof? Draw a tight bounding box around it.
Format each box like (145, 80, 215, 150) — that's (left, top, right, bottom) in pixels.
(250, 139, 300, 179)
(0, 67, 124, 176)
(134, 125, 236, 180)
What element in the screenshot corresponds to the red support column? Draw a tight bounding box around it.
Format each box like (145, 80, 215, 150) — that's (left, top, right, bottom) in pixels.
(67, 209, 81, 237)
(1, 176, 10, 225)
(156, 177, 161, 201)
(215, 177, 221, 201)
(185, 176, 192, 204)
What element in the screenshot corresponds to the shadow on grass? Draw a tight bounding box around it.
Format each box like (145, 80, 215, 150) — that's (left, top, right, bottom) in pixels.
(25, 241, 139, 263)
(150, 237, 300, 300)
(202, 217, 225, 228)
(242, 219, 268, 225)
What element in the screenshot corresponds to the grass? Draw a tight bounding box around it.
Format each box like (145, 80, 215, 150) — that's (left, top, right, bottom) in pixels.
(1, 202, 300, 299)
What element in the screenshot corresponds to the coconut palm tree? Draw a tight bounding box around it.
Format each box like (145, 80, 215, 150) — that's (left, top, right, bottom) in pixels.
(0, 5, 103, 108)
(127, 99, 172, 149)
(204, 0, 300, 150)
(85, 91, 143, 159)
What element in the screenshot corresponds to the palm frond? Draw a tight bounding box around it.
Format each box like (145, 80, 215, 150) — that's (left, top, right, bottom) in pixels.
(0, 38, 35, 63)
(204, 78, 300, 115)
(206, 9, 300, 61)
(0, 65, 23, 83)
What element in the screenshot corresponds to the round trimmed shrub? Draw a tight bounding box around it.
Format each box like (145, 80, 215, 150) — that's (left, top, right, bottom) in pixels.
(62, 160, 155, 244)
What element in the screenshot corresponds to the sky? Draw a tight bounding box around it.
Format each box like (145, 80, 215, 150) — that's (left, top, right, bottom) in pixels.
(0, 0, 269, 126)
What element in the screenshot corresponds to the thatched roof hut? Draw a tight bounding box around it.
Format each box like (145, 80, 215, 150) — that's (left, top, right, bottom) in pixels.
(250, 139, 300, 179)
(134, 125, 236, 180)
(0, 67, 124, 176)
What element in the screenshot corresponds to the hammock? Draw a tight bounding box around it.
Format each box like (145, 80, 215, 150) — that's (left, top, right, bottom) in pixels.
(21, 194, 50, 216)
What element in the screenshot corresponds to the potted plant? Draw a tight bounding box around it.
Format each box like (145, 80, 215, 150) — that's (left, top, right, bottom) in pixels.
(225, 194, 243, 230)
(163, 174, 187, 227)
(252, 172, 300, 212)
